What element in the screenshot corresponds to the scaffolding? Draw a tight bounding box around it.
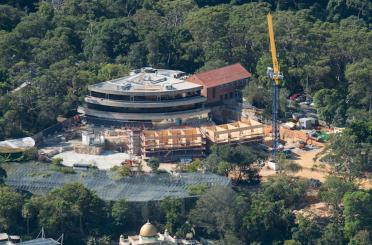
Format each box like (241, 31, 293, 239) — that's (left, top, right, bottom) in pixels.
(141, 128, 205, 161)
(104, 128, 141, 155)
(201, 119, 264, 144)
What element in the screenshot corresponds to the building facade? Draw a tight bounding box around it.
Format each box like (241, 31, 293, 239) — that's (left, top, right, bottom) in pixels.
(79, 68, 209, 124)
(186, 63, 251, 105)
(120, 221, 200, 245)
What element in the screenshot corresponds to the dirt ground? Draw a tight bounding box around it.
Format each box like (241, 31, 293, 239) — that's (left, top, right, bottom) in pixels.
(260, 144, 329, 181)
(260, 141, 372, 189)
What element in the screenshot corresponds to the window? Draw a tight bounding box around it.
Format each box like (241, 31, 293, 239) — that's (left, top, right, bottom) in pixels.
(212, 88, 216, 98)
(230, 92, 233, 98)
(224, 94, 228, 99)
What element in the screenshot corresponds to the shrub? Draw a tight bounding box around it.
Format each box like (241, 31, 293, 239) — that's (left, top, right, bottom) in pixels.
(188, 184, 209, 196)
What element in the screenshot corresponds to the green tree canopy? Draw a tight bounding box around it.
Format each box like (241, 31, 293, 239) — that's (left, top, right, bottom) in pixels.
(189, 186, 244, 240)
(243, 193, 295, 244)
(343, 191, 372, 239)
(0, 186, 24, 232)
(32, 183, 107, 244)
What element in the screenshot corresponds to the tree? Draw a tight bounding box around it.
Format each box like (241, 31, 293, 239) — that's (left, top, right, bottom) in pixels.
(214, 231, 244, 245)
(160, 197, 185, 235)
(0, 186, 24, 232)
(0, 5, 24, 31)
(243, 76, 271, 110)
(111, 199, 130, 229)
(34, 183, 107, 243)
(263, 175, 309, 209)
(148, 157, 160, 172)
(0, 165, 6, 184)
(349, 230, 372, 245)
(243, 193, 295, 244)
(83, 17, 137, 62)
(316, 223, 345, 245)
(127, 42, 148, 68)
(343, 191, 372, 239)
(290, 216, 321, 244)
(319, 176, 356, 219)
(313, 88, 346, 127)
(22, 200, 37, 235)
(205, 144, 262, 184)
(189, 187, 243, 240)
(345, 59, 372, 112)
(321, 131, 369, 180)
(97, 63, 130, 81)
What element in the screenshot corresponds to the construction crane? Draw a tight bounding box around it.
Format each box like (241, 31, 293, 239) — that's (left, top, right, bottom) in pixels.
(267, 13, 283, 160)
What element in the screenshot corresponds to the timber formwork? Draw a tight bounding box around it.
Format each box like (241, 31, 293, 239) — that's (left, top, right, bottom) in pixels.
(141, 128, 205, 162)
(201, 119, 265, 144)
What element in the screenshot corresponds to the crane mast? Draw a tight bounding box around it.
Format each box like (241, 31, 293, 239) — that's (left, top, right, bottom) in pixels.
(267, 13, 283, 160)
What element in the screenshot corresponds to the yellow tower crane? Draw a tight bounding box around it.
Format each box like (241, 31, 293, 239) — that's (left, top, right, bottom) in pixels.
(267, 13, 281, 85)
(267, 13, 283, 159)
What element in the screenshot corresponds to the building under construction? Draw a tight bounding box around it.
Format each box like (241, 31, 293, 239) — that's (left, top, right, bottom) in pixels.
(141, 128, 205, 162)
(140, 119, 264, 162)
(201, 119, 265, 144)
(34, 64, 266, 163)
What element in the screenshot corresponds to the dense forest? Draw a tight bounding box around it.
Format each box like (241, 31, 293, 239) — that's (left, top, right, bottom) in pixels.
(0, 0, 371, 140)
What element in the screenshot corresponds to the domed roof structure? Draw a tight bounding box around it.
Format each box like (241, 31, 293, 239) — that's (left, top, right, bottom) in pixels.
(139, 221, 158, 237)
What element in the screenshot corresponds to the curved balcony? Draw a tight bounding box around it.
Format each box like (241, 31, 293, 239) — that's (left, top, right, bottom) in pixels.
(85, 96, 206, 108)
(78, 106, 210, 121)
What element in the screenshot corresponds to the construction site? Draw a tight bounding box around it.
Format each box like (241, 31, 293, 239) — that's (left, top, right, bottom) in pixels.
(3, 15, 369, 205)
(0, 62, 346, 180)
(29, 64, 268, 166)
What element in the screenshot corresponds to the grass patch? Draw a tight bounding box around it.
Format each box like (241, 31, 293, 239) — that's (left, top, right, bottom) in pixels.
(50, 165, 76, 174)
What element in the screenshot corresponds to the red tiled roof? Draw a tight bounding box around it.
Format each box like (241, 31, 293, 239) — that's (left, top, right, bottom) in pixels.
(187, 63, 251, 88)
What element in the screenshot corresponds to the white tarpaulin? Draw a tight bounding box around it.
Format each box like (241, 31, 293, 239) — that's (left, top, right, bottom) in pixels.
(0, 137, 35, 153)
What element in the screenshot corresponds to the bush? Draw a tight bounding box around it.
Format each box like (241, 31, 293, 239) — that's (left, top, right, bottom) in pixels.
(148, 157, 160, 172)
(188, 184, 209, 196)
(51, 158, 63, 166)
(110, 165, 131, 179)
(177, 159, 202, 173)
